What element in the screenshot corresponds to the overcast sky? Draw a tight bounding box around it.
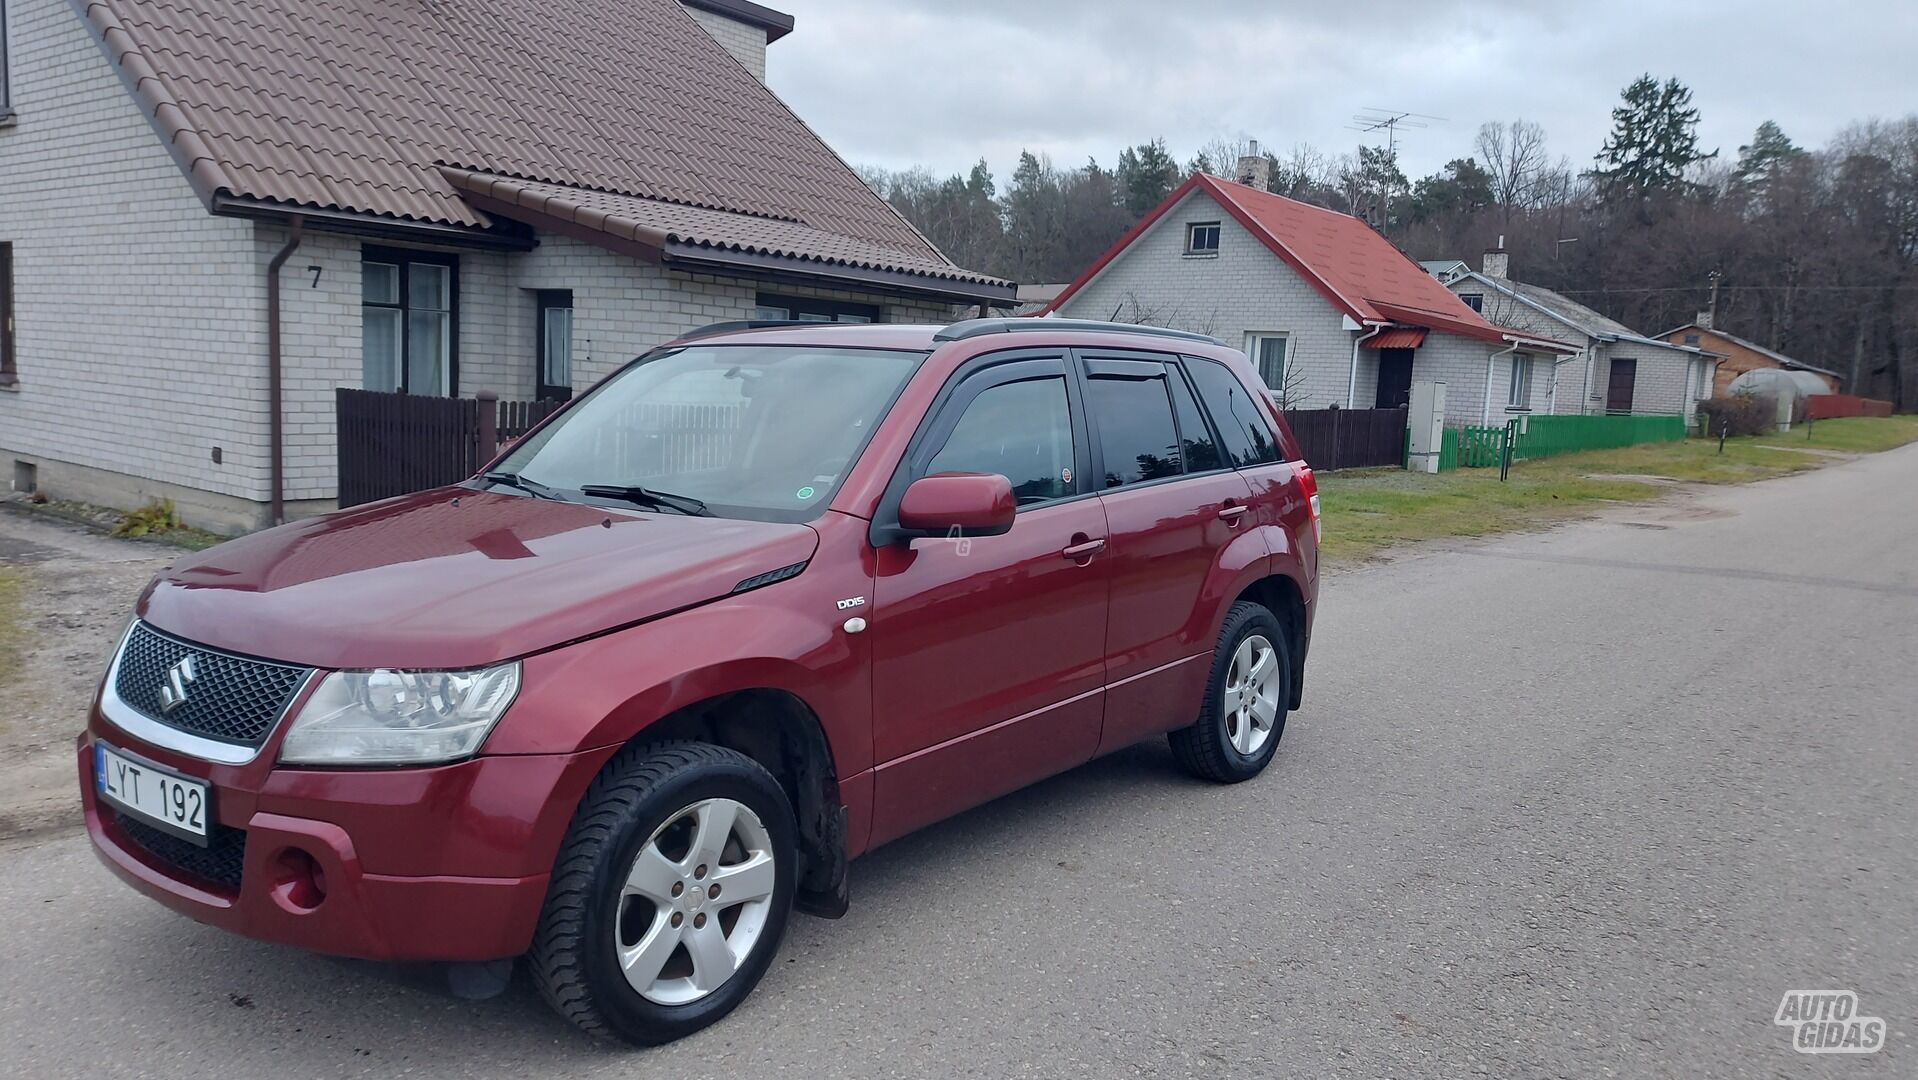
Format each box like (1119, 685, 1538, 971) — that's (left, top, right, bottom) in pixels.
(764, 0, 1916, 183)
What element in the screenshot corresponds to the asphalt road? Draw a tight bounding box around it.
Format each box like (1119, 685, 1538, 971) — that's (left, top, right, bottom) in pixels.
(3, 447, 1914, 1078)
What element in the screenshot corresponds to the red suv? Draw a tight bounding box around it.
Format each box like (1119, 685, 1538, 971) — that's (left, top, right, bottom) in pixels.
(79, 318, 1319, 1045)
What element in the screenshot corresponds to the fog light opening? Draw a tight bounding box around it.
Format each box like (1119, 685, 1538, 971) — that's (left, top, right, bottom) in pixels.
(270, 848, 328, 912)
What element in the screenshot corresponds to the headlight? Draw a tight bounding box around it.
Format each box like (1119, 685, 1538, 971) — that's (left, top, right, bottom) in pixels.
(278, 663, 521, 766)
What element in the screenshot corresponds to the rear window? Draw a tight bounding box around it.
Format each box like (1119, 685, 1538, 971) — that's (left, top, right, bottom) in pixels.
(1183, 356, 1286, 465)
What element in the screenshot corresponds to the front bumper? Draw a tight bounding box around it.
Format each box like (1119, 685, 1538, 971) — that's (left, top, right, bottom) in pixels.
(78, 731, 614, 963)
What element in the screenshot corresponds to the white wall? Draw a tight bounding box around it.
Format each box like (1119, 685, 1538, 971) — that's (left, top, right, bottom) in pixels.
(1055, 188, 1359, 411)
(270, 229, 953, 505)
(0, 0, 267, 525)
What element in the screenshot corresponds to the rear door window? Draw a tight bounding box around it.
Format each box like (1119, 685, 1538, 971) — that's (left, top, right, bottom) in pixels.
(1183, 355, 1285, 465)
(1166, 366, 1224, 472)
(1084, 362, 1182, 488)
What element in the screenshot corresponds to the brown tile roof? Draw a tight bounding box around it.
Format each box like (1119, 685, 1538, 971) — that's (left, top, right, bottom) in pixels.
(76, 0, 998, 292)
(441, 168, 1008, 287)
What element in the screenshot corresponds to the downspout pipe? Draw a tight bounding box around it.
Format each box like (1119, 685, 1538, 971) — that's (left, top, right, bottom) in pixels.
(267, 215, 306, 527)
(1485, 341, 1519, 426)
(1549, 352, 1582, 415)
(1347, 323, 1386, 407)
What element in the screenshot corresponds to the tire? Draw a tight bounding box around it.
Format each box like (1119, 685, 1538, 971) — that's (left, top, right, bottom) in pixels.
(530, 741, 798, 1046)
(1169, 601, 1292, 783)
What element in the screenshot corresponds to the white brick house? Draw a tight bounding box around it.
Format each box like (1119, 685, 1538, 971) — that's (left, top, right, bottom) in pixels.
(0, 0, 1009, 532)
(1046, 171, 1576, 429)
(1445, 251, 1720, 422)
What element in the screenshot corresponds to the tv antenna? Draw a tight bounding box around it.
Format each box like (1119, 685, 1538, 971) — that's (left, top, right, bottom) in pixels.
(1348, 107, 1447, 159)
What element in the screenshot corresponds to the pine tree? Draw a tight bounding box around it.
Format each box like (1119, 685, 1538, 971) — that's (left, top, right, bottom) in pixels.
(1116, 139, 1180, 218)
(1591, 75, 1715, 200)
(1730, 120, 1806, 201)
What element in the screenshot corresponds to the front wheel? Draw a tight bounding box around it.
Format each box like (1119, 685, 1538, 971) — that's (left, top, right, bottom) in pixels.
(1169, 601, 1292, 783)
(530, 742, 797, 1045)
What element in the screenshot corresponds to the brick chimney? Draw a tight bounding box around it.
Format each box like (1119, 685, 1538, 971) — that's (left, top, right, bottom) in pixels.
(1482, 237, 1509, 279)
(1236, 140, 1271, 191)
(1695, 309, 1714, 331)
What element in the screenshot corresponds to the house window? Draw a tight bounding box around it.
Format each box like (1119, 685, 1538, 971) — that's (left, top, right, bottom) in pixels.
(1684, 333, 1701, 346)
(1244, 333, 1289, 399)
(362, 247, 458, 396)
(1, 0, 12, 119)
(0, 242, 14, 387)
(1507, 355, 1534, 409)
(1185, 222, 1221, 256)
(537, 290, 574, 401)
(751, 293, 879, 323)
(1459, 293, 1484, 313)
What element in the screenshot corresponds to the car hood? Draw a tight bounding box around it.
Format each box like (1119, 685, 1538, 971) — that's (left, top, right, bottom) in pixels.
(138, 488, 819, 670)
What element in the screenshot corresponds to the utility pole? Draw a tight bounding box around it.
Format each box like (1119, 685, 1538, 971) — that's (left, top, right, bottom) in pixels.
(1707, 268, 1722, 326)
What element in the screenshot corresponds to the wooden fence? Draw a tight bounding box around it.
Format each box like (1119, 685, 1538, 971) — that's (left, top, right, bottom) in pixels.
(336, 389, 570, 508)
(1282, 406, 1408, 471)
(336, 389, 745, 508)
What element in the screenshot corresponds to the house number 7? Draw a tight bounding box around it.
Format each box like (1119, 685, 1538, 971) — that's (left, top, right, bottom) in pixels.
(308, 265, 323, 288)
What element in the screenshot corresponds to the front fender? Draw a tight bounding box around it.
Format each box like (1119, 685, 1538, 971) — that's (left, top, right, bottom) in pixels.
(484, 593, 870, 774)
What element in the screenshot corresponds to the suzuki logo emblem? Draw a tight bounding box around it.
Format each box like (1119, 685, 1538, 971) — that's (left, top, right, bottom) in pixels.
(158, 655, 198, 713)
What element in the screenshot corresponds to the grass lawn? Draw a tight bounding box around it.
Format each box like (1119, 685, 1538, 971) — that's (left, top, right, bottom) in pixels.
(1753, 414, 1918, 453)
(1316, 415, 1913, 563)
(0, 568, 22, 688)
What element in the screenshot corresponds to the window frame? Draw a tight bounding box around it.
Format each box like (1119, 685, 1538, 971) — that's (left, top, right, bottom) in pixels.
(1184, 222, 1222, 256)
(361, 245, 460, 396)
(1243, 332, 1290, 399)
(0, 242, 15, 388)
(870, 349, 1093, 546)
(1, 0, 13, 121)
(535, 289, 574, 401)
(1507, 353, 1534, 410)
(1459, 293, 1484, 313)
(752, 292, 881, 324)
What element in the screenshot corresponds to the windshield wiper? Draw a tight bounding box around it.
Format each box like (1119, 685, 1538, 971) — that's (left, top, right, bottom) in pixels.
(578, 484, 714, 517)
(481, 472, 566, 501)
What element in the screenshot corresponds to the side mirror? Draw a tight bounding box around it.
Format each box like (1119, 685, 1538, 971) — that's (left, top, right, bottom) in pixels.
(897, 472, 1016, 538)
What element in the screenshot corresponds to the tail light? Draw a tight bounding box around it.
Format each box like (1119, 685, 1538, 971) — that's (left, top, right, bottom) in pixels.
(1297, 464, 1321, 546)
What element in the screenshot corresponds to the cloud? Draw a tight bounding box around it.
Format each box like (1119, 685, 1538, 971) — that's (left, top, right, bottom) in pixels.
(763, 0, 1915, 184)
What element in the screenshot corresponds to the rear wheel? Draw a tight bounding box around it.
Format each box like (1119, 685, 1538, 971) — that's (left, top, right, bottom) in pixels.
(530, 742, 797, 1045)
(1170, 601, 1291, 783)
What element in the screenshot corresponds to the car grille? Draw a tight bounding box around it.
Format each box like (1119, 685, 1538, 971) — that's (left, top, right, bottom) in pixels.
(114, 622, 311, 747)
(114, 813, 248, 894)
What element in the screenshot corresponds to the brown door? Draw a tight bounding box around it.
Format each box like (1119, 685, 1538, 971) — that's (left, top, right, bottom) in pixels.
(1606, 358, 1636, 414)
(1375, 348, 1415, 409)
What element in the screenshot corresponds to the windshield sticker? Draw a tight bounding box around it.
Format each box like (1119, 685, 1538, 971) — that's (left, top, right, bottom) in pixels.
(795, 486, 817, 501)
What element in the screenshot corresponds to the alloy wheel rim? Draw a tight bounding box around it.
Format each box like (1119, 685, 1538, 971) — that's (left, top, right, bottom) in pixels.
(1222, 634, 1281, 757)
(615, 797, 777, 1005)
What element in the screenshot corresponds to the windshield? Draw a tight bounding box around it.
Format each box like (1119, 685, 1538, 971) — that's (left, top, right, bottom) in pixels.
(494, 344, 924, 522)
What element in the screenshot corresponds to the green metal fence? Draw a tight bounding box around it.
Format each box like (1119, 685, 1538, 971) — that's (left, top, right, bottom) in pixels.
(1449, 413, 1686, 470)
(1457, 425, 1506, 468)
(1508, 413, 1686, 462)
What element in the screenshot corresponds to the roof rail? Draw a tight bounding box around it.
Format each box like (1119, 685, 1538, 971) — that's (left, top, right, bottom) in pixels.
(934, 318, 1225, 347)
(676, 319, 819, 341)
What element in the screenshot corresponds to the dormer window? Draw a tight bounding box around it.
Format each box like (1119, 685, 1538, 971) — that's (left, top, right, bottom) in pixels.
(1459, 293, 1484, 313)
(1185, 222, 1221, 256)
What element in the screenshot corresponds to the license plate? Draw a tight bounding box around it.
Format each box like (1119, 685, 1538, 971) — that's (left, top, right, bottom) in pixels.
(96, 743, 211, 845)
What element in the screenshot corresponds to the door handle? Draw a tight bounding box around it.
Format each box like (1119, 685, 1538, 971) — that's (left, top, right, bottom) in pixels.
(1061, 537, 1107, 561)
(1218, 504, 1250, 524)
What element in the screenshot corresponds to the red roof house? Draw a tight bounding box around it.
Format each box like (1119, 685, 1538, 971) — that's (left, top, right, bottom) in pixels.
(1047, 173, 1576, 427)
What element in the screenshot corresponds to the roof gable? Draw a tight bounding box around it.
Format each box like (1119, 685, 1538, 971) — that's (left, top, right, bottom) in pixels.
(1663, 325, 1840, 377)
(75, 0, 944, 265)
(1047, 175, 1536, 346)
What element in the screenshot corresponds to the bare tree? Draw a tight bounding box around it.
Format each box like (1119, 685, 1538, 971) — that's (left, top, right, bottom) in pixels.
(1476, 120, 1553, 220)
